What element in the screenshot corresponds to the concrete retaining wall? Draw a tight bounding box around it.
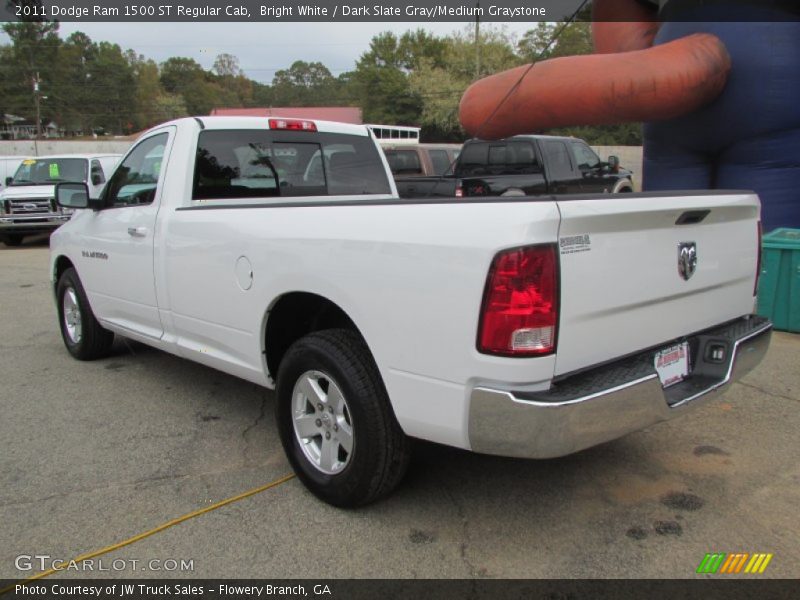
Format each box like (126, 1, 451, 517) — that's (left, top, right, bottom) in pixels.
(0, 140, 134, 157)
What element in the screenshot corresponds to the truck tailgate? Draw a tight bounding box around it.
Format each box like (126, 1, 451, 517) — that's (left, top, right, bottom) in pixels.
(554, 192, 760, 376)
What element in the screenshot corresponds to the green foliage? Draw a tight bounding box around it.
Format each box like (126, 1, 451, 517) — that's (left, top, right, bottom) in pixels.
(0, 16, 642, 144)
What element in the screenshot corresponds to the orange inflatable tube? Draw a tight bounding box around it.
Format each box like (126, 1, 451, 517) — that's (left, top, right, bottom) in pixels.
(458, 33, 731, 140)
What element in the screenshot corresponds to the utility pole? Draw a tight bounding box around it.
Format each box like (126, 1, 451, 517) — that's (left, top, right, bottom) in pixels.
(33, 73, 41, 140)
(474, 2, 481, 80)
(32, 73, 41, 156)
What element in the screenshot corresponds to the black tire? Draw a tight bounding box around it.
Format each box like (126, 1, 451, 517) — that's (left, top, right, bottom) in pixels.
(56, 267, 114, 360)
(2, 234, 24, 246)
(275, 329, 411, 507)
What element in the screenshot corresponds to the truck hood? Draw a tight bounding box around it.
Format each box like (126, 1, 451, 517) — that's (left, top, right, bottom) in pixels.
(1, 185, 55, 200)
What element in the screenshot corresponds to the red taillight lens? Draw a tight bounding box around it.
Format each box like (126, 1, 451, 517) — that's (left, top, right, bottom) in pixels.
(478, 244, 559, 356)
(268, 118, 317, 132)
(755, 220, 762, 296)
(455, 180, 463, 198)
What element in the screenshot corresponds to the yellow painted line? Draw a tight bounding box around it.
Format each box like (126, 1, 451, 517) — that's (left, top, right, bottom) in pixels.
(745, 554, 760, 573)
(758, 553, 774, 573)
(1, 473, 295, 595)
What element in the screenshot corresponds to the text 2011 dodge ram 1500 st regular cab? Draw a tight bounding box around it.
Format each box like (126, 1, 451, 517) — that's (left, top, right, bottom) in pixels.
(395, 135, 633, 199)
(49, 116, 771, 507)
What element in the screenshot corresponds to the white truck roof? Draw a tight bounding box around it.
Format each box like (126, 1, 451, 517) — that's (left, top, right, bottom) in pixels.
(151, 116, 372, 138)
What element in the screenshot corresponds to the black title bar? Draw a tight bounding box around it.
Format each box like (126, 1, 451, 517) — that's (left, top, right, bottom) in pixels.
(2, 0, 799, 22)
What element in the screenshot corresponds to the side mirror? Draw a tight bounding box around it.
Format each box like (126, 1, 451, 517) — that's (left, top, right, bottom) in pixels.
(56, 182, 91, 209)
(5, 176, 12, 186)
(608, 155, 620, 172)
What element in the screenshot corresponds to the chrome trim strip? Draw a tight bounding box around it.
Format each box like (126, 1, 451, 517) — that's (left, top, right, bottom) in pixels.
(481, 374, 660, 409)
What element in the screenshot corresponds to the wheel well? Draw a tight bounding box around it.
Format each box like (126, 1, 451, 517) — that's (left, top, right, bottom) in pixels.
(613, 180, 633, 193)
(265, 292, 360, 383)
(54, 256, 74, 289)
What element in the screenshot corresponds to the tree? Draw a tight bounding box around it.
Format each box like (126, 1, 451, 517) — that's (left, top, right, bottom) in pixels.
(212, 53, 242, 78)
(407, 27, 522, 139)
(2, 19, 61, 128)
(517, 21, 592, 62)
(160, 57, 222, 115)
(271, 60, 339, 106)
(86, 42, 136, 133)
(51, 32, 96, 133)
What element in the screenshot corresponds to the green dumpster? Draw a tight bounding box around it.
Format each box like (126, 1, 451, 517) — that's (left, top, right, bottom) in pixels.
(757, 228, 800, 333)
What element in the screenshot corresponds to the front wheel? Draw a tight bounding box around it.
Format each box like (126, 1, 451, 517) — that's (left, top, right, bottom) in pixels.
(276, 329, 411, 507)
(56, 268, 114, 360)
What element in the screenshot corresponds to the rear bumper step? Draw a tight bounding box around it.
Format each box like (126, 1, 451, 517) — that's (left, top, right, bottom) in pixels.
(468, 315, 772, 458)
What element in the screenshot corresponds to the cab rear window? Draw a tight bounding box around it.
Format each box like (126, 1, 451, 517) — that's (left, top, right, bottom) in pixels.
(193, 130, 391, 200)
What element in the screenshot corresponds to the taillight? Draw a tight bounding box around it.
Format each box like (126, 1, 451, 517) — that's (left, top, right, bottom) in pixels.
(754, 220, 762, 296)
(268, 118, 317, 132)
(478, 244, 559, 356)
(455, 180, 463, 198)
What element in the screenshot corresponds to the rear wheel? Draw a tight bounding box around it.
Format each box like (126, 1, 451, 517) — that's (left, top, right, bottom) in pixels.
(276, 329, 411, 507)
(56, 268, 114, 360)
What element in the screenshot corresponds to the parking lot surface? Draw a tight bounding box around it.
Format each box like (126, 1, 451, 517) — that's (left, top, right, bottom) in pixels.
(2, 239, 799, 580)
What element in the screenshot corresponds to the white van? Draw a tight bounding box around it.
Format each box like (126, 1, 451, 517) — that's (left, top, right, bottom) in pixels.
(0, 154, 120, 246)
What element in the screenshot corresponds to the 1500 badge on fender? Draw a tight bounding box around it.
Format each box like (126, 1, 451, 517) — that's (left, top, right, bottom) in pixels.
(81, 250, 108, 260)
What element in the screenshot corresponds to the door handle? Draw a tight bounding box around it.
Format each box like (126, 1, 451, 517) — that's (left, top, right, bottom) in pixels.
(127, 227, 147, 238)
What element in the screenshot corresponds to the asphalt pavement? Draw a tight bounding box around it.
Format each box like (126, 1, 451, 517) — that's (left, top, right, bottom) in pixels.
(1, 238, 798, 580)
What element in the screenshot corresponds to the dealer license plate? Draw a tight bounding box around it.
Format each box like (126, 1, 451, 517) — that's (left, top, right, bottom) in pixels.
(654, 342, 690, 388)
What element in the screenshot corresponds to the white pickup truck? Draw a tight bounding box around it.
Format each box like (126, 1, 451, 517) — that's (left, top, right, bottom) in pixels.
(49, 117, 771, 507)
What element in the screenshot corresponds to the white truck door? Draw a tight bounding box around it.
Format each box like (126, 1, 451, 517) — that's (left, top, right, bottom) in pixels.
(76, 130, 173, 340)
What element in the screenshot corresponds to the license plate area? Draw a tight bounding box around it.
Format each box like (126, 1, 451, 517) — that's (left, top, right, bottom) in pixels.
(654, 342, 690, 388)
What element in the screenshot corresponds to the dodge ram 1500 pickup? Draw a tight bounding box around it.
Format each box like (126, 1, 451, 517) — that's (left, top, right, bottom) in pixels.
(49, 116, 771, 507)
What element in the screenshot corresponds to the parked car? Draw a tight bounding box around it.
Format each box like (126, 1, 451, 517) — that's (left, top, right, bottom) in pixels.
(0, 154, 120, 246)
(50, 116, 769, 507)
(394, 135, 634, 198)
(382, 143, 461, 177)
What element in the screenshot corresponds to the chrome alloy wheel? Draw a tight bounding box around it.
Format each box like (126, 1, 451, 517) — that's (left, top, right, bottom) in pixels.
(62, 287, 82, 344)
(291, 370, 354, 475)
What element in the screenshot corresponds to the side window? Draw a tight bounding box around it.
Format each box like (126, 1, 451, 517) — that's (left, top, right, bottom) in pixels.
(570, 142, 601, 171)
(104, 134, 168, 207)
(90, 160, 105, 185)
(486, 142, 540, 175)
(385, 150, 422, 175)
(542, 140, 575, 180)
(428, 149, 452, 176)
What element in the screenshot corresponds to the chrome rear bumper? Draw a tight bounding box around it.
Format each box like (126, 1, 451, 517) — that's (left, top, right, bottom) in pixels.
(468, 316, 772, 459)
